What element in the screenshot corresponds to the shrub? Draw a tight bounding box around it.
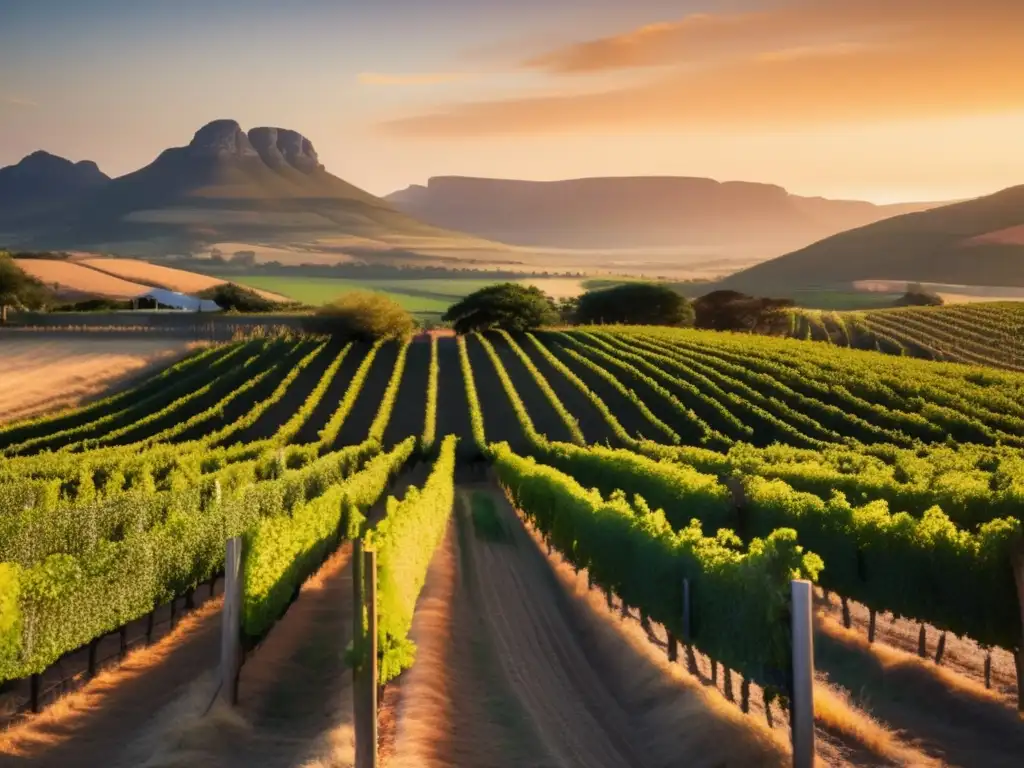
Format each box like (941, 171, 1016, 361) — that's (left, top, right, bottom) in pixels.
(53, 298, 133, 312)
(200, 282, 280, 313)
(305, 291, 414, 340)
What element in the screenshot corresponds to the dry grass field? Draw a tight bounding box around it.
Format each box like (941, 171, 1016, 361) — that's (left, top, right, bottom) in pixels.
(0, 334, 198, 423)
(80, 258, 290, 302)
(13, 259, 150, 299)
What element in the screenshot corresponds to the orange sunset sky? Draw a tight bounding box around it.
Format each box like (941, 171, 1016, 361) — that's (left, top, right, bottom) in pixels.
(1, 0, 1022, 203)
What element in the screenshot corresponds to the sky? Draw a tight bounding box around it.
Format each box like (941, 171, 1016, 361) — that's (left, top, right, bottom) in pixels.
(1, 0, 1023, 203)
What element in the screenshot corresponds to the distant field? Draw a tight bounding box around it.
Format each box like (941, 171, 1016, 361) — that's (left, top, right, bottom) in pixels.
(14, 259, 150, 299)
(218, 275, 588, 315)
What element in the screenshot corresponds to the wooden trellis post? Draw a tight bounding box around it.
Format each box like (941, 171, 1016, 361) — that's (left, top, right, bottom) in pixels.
(365, 548, 379, 768)
(352, 539, 365, 765)
(354, 543, 379, 768)
(219, 536, 242, 705)
(790, 580, 815, 768)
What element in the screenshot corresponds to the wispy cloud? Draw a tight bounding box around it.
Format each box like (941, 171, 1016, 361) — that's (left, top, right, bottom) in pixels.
(2, 95, 38, 108)
(357, 72, 470, 86)
(379, 0, 1024, 137)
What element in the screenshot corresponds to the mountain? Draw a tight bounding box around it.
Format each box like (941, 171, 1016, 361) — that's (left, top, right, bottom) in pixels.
(722, 184, 1024, 292)
(385, 176, 940, 251)
(0, 151, 111, 231)
(0, 120, 471, 255)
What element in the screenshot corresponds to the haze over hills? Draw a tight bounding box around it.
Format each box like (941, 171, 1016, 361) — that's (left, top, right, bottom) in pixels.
(722, 184, 1024, 293)
(0, 120, 482, 258)
(386, 175, 942, 252)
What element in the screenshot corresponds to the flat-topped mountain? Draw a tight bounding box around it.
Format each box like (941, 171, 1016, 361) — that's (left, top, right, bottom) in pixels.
(0, 120, 465, 255)
(386, 175, 942, 251)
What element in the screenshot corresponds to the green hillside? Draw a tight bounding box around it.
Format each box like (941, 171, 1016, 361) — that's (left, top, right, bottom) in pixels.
(723, 185, 1024, 293)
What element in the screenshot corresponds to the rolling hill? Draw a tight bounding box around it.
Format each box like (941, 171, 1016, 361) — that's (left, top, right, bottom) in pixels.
(0, 121, 482, 257)
(386, 175, 941, 252)
(722, 184, 1024, 293)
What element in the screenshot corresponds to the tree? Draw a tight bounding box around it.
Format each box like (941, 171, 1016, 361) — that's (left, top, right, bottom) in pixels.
(231, 250, 258, 267)
(555, 296, 579, 324)
(305, 290, 414, 340)
(574, 283, 694, 327)
(693, 290, 795, 333)
(442, 283, 558, 334)
(895, 288, 943, 307)
(0, 254, 53, 323)
(200, 282, 279, 312)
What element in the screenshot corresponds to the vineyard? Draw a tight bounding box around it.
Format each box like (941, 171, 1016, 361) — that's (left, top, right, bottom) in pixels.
(788, 301, 1024, 371)
(1, 326, 1023, 765)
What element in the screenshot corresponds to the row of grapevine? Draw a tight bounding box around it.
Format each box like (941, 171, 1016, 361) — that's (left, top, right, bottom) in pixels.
(521, 333, 640, 448)
(367, 340, 410, 443)
(550, 337, 681, 444)
(0, 435, 385, 681)
(473, 333, 547, 446)
(626, 326, 1024, 447)
(497, 331, 585, 445)
(741, 477, 1023, 651)
(457, 336, 486, 448)
(240, 438, 415, 643)
(647, 440, 1024, 530)
(316, 340, 385, 450)
(522, 439, 1024, 655)
(634, 333, 939, 444)
(600, 332, 903, 446)
(491, 442, 822, 690)
(784, 303, 1024, 371)
(68, 340, 311, 451)
(420, 335, 439, 451)
(620, 333, 919, 447)
(364, 435, 457, 682)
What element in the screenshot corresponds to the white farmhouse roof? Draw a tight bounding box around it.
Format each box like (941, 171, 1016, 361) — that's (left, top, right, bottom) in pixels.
(142, 288, 221, 312)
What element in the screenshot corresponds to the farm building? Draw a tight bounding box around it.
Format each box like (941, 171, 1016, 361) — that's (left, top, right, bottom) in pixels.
(135, 288, 221, 312)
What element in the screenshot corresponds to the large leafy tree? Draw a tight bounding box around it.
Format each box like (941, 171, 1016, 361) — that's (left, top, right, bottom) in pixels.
(443, 283, 558, 334)
(693, 290, 794, 333)
(574, 282, 694, 327)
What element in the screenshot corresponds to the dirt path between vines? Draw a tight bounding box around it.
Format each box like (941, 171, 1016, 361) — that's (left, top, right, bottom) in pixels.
(113, 470, 427, 768)
(0, 594, 223, 768)
(385, 485, 791, 768)
(814, 613, 1024, 767)
(819, 594, 1019, 701)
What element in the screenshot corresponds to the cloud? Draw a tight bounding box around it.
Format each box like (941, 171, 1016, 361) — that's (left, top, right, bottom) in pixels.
(1, 95, 38, 107)
(357, 72, 469, 86)
(520, 0, 1014, 74)
(380, 0, 1024, 136)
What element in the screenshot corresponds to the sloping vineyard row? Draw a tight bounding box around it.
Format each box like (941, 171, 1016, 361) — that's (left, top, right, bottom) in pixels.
(787, 302, 1024, 370)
